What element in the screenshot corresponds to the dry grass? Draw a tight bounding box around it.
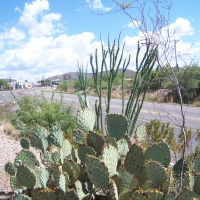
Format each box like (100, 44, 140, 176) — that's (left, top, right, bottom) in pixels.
(1, 122, 21, 141)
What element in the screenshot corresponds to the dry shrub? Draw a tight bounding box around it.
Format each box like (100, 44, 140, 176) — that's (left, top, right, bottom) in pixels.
(193, 101, 200, 107)
(0, 122, 21, 141)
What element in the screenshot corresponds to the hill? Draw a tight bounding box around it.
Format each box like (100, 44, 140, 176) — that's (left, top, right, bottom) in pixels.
(45, 68, 135, 82)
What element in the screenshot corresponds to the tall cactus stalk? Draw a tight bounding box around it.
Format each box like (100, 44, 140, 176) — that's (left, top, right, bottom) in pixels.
(125, 42, 158, 135)
(103, 33, 130, 114)
(77, 62, 89, 107)
(122, 55, 130, 114)
(90, 45, 106, 129)
(90, 33, 130, 130)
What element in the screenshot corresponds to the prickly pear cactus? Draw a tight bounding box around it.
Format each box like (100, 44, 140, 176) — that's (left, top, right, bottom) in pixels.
(77, 107, 95, 131)
(105, 113, 128, 141)
(20, 138, 30, 149)
(5, 106, 200, 199)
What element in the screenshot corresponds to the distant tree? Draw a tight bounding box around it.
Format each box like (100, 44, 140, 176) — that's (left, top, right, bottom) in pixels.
(0, 79, 9, 89)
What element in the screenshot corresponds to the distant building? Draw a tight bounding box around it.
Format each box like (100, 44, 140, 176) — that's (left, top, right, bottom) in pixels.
(0, 78, 17, 89)
(25, 82, 33, 89)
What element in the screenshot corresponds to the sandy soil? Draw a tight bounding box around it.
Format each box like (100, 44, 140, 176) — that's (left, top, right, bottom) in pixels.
(0, 125, 41, 199)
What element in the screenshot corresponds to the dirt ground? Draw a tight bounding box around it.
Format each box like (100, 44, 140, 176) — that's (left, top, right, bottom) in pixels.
(0, 125, 40, 199)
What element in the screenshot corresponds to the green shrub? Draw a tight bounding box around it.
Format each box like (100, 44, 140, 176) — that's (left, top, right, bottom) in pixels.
(10, 94, 77, 137)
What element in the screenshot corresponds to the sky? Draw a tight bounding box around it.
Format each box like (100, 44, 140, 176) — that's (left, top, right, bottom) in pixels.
(0, 0, 200, 83)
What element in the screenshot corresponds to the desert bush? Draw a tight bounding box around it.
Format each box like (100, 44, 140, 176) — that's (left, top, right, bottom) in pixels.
(0, 101, 16, 122)
(10, 94, 77, 137)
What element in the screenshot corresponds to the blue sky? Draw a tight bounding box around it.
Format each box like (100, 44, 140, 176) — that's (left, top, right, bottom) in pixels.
(0, 0, 200, 82)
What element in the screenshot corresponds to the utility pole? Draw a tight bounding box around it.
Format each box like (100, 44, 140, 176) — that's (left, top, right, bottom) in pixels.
(174, 39, 180, 71)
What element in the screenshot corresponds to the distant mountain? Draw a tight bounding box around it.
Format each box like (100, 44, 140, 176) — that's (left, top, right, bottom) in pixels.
(45, 68, 136, 82)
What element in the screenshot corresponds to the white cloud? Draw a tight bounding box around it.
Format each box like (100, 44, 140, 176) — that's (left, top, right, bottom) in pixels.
(86, 0, 112, 11)
(43, 13, 62, 21)
(160, 17, 194, 39)
(0, 27, 26, 45)
(128, 20, 141, 29)
(15, 7, 21, 12)
(18, 0, 62, 37)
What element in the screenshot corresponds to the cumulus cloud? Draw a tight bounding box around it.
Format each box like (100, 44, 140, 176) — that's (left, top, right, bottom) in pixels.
(0, 27, 26, 45)
(18, 0, 62, 37)
(128, 20, 141, 29)
(86, 0, 112, 11)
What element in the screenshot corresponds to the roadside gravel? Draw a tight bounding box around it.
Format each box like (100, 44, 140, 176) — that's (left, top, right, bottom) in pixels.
(0, 125, 41, 198)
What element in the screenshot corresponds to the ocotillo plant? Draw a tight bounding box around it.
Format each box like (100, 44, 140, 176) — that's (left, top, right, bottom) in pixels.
(125, 42, 158, 135)
(90, 33, 130, 130)
(77, 62, 91, 108)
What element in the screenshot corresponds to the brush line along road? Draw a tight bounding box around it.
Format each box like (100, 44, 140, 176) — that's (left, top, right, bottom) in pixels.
(1, 88, 200, 144)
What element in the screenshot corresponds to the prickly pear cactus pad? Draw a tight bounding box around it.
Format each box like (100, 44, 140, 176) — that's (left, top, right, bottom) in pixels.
(124, 144, 144, 175)
(48, 126, 64, 147)
(34, 168, 49, 189)
(10, 176, 24, 191)
(30, 126, 49, 152)
(37, 190, 57, 200)
(177, 188, 200, 200)
(104, 135, 117, 147)
(117, 138, 129, 157)
(183, 172, 194, 189)
(132, 190, 146, 200)
(173, 159, 189, 177)
(77, 107, 96, 131)
(194, 156, 200, 172)
(20, 138, 30, 149)
(119, 189, 135, 200)
(145, 142, 171, 167)
(73, 129, 85, 144)
(86, 155, 110, 189)
(145, 160, 167, 187)
(87, 131, 105, 153)
(114, 165, 134, 194)
(62, 139, 72, 158)
(105, 113, 128, 141)
(194, 174, 200, 195)
(5, 162, 16, 176)
(15, 150, 38, 169)
(63, 189, 79, 200)
(16, 165, 36, 189)
(109, 179, 119, 200)
(100, 144, 119, 177)
(13, 194, 31, 200)
(62, 161, 77, 185)
(74, 180, 88, 200)
(134, 124, 147, 143)
(146, 190, 164, 200)
(78, 144, 96, 162)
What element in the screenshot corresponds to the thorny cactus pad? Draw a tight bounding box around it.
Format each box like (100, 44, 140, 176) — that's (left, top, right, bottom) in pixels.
(20, 138, 30, 149)
(87, 131, 104, 153)
(100, 144, 119, 177)
(145, 142, 171, 167)
(15, 150, 38, 170)
(5, 162, 16, 176)
(78, 144, 96, 162)
(76, 107, 95, 131)
(72, 129, 85, 144)
(124, 144, 144, 175)
(48, 126, 64, 147)
(30, 126, 49, 152)
(16, 165, 36, 189)
(86, 155, 110, 189)
(146, 160, 167, 187)
(134, 124, 147, 143)
(105, 113, 128, 141)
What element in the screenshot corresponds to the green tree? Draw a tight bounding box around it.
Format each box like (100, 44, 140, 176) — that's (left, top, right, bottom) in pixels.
(0, 79, 9, 90)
